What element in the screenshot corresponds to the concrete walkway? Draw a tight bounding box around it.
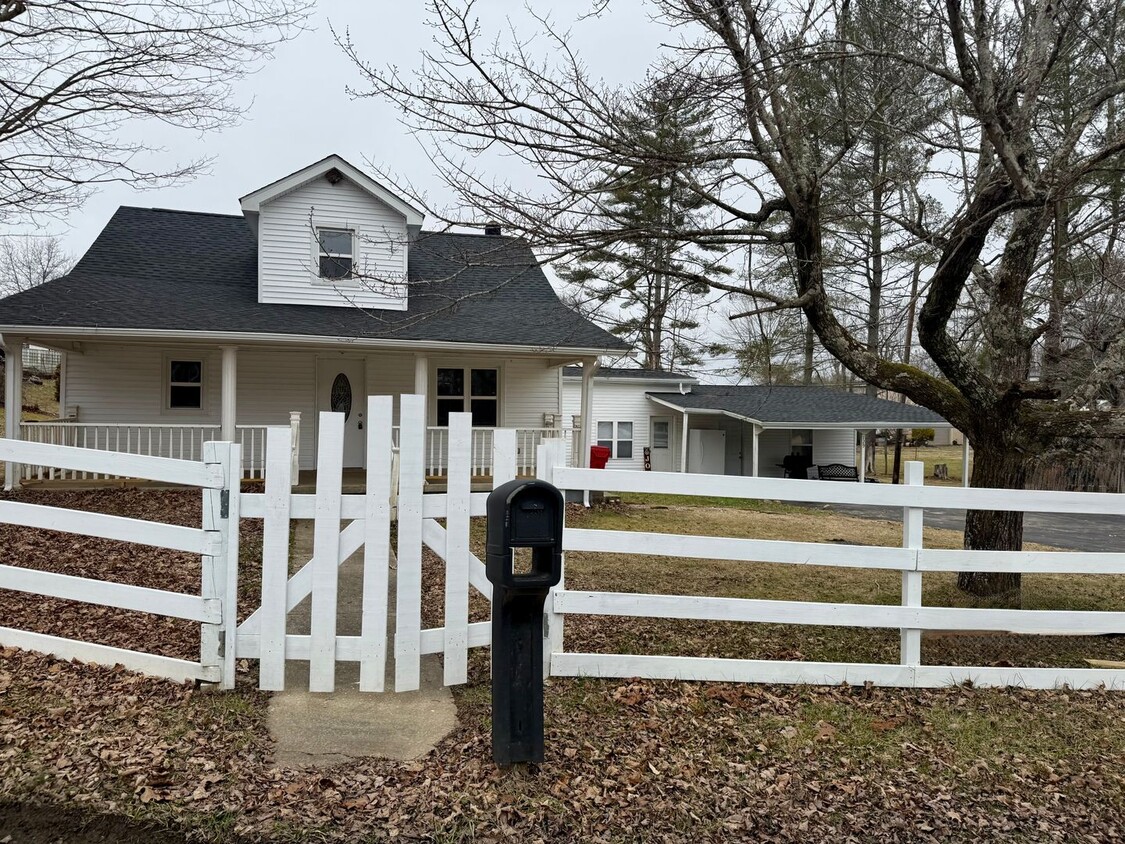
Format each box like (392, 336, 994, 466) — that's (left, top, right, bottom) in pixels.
(266, 522, 457, 767)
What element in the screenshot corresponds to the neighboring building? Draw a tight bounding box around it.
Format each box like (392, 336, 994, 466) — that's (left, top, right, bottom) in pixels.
(562, 367, 950, 478)
(0, 155, 626, 486)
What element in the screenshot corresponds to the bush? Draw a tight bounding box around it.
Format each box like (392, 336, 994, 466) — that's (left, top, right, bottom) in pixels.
(911, 427, 935, 445)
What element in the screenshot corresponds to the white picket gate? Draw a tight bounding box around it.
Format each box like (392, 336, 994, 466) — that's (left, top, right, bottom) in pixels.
(235, 395, 531, 692)
(0, 437, 241, 686)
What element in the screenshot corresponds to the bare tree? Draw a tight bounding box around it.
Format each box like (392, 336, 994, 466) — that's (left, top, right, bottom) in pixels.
(345, 0, 1125, 598)
(0, 0, 310, 224)
(0, 235, 72, 297)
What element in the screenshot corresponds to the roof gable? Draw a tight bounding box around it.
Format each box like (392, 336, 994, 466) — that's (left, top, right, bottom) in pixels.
(239, 154, 425, 227)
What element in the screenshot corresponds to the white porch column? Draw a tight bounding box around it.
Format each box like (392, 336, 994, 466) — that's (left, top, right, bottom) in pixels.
(858, 430, 867, 483)
(751, 424, 761, 477)
(579, 357, 598, 468)
(3, 335, 25, 490)
(962, 437, 971, 488)
(680, 410, 689, 473)
(220, 345, 238, 443)
(414, 354, 428, 398)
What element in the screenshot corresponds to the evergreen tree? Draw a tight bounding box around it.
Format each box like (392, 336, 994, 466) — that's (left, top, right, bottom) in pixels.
(558, 78, 729, 371)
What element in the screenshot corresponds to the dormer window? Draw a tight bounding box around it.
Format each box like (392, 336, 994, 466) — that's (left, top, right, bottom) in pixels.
(317, 227, 354, 279)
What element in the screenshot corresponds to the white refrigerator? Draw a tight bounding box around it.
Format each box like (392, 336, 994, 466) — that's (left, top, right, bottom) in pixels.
(687, 429, 726, 474)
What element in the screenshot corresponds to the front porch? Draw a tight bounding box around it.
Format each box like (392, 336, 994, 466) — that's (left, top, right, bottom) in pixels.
(2, 336, 597, 490)
(11, 419, 575, 487)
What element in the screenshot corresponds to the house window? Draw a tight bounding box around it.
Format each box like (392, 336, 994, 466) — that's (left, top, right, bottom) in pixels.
(168, 359, 203, 409)
(317, 227, 354, 279)
(436, 367, 498, 426)
(597, 421, 633, 459)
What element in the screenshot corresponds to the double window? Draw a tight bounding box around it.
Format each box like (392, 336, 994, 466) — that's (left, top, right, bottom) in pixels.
(317, 227, 354, 279)
(168, 359, 203, 410)
(436, 367, 498, 426)
(597, 421, 633, 459)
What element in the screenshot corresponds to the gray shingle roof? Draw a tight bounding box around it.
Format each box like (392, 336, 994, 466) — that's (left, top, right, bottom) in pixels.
(0, 206, 627, 352)
(562, 366, 697, 381)
(647, 385, 950, 427)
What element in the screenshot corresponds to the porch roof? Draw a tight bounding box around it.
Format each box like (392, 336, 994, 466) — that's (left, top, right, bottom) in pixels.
(0, 207, 626, 355)
(647, 385, 952, 429)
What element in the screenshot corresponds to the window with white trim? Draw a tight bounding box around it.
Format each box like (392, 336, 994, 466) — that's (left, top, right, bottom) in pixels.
(168, 359, 203, 409)
(596, 421, 633, 459)
(436, 366, 498, 426)
(317, 227, 354, 279)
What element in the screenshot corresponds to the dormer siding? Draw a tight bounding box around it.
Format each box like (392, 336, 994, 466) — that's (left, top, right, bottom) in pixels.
(257, 175, 409, 310)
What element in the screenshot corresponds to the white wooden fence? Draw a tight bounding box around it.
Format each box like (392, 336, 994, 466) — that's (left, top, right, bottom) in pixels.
(543, 460, 1125, 690)
(236, 396, 517, 692)
(0, 437, 240, 686)
(4, 392, 1125, 696)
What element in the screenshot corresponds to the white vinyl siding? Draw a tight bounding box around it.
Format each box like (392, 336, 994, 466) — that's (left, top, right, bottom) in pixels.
(237, 350, 316, 468)
(502, 359, 560, 428)
(561, 377, 686, 471)
(813, 428, 856, 468)
(257, 176, 408, 310)
(65, 345, 221, 424)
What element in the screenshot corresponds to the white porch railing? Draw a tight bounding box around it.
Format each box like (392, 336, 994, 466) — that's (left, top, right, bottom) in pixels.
(17, 421, 284, 482)
(14, 418, 567, 483)
(390, 426, 571, 478)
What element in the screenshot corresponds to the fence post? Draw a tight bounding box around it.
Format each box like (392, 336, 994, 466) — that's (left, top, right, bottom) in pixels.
(538, 439, 567, 675)
(900, 461, 924, 673)
(202, 439, 241, 689)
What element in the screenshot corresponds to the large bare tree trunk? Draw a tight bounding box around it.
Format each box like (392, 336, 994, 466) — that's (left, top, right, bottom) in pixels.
(958, 437, 1030, 598)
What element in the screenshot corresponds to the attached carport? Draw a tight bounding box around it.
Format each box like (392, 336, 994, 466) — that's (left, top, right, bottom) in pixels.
(645, 385, 954, 482)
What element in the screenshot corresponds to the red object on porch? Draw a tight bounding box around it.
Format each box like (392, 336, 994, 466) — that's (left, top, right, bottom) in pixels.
(589, 445, 611, 469)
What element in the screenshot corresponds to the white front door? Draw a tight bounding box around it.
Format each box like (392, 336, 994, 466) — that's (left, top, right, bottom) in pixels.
(650, 416, 672, 471)
(317, 359, 365, 468)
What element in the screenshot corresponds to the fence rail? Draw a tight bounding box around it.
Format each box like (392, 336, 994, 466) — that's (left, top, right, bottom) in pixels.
(0, 436, 239, 686)
(546, 459, 1125, 690)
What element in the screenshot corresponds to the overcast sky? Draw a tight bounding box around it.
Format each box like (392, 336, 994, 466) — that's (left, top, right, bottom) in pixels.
(52, 1, 668, 258)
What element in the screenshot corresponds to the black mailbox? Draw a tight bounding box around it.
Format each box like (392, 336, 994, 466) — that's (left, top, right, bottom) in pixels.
(485, 479, 565, 766)
(486, 479, 564, 590)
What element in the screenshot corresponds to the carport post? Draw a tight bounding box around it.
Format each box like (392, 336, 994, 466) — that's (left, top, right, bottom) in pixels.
(858, 430, 867, 483)
(3, 335, 25, 490)
(751, 424, 761, 477)
(679, 409, 689, 473)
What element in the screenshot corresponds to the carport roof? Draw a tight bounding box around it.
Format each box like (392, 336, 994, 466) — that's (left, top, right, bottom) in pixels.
(646, 385, 950, 428)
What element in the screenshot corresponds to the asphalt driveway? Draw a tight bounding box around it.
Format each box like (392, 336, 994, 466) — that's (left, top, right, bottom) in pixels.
(819, 503, 1124, 553)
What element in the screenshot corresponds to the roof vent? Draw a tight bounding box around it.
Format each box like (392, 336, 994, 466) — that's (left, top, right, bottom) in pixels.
(483, 222, 502, 236)
(324, 167, 344, 185)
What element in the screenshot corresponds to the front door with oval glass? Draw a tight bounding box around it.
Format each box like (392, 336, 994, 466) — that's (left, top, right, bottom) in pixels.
(316, 359, 366, 468)
(649, 416, 672, 472)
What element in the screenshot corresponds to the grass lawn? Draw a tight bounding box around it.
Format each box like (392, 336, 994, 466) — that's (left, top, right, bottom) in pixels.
(862, 443, 972, 485)
(0, 375, 60, 487)
(3, 491, 1125, 842)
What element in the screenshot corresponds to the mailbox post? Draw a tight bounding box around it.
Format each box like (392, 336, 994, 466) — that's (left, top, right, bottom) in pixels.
(485, 478, 564, 765)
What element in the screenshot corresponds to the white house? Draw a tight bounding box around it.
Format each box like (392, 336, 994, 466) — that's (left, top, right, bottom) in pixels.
(0, 155, 627, 487)
(561, 366, 951, 479)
